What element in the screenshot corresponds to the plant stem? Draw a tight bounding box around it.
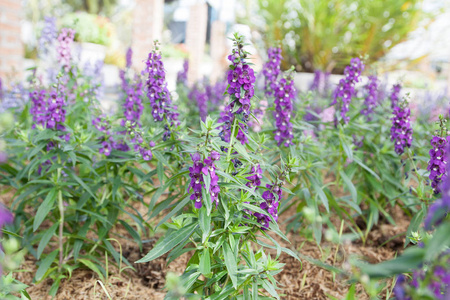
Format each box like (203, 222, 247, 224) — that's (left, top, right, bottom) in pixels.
(226, 117, 237, 164)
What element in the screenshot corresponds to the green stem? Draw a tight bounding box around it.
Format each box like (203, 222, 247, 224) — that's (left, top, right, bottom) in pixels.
(57, 156, 64, 272)
(226, 117, 237, 164)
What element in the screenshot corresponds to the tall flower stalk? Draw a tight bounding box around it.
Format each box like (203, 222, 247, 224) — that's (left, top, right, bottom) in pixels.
(331, 58, 365, 124)
(390, 97, 413, 155)
(218, 34, 256, 146)
(427, 115, 449, 194)
(361, 75, 378, 120)
(262, 47, 282, 97)
(145, 41, 179, 140)
(390, 83, 402, 108)
(273, 70, 295, 147)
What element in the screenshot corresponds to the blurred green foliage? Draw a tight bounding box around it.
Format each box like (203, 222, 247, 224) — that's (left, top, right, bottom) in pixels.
(255, 0, 422, 73)
(61, 12, 113, 46)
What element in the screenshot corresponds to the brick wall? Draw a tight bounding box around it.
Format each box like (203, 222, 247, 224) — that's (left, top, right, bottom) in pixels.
(132, 0, 164, 70)
(0, 0, 24, 84)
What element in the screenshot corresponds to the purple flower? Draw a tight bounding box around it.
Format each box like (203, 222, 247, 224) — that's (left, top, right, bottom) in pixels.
(30, 89, 47, 128)
(145, 42, 180, 138)
(393, 275, 412, 300)
(352, 135, 364, 150)
(428, 136, 449, 194)
(254, 183, 282, 230)
(246, 164, 262, 189)
(262, 47, 282, 97)
(176, 59, 188, 86)
(188, 152, 221, 209)
(205, 79, 226, 109)
(390, 101, 413, 155)
(273, 74, 295, 147)
(309, 70, 322, 91)
(121, 80, 144, 127)
(38, 16, 57, 57)
(57, 28, 75, 72)
(99, 141, 112, 156)
(361, 76, 378, 120)
(0, 151, 7, 163)
(218, 36, 256, 146)
(126, 47, 133, 68)
(331, 58, 365, 124)
(390, 83, 402, 108)
(0, 205, 13, 231)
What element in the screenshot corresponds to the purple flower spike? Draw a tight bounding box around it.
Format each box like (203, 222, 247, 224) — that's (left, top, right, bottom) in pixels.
(39, 16, 57, 56)
(57, 28, 75, 72)
(361, 76, 378, 120)
(390, 83, 402, 108)
(218, 35, 256, 146)
(145, 42, 179, 139)
(390, 100, 413, 155)
(262, 47, 282, 97)
(273, 73, 295, 147)
(126, 47, 133, 68)
(428, 136, 450, 194)
(188, 152, 221, 209)
(332, 58, 365, 124)
(177, 59, 189, 86)
(0, 205, 13, 231)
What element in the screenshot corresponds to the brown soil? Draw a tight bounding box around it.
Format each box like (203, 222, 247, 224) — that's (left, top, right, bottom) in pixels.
(1, 189, 409, 300)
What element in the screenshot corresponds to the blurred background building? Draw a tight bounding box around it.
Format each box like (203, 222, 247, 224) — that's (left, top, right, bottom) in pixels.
(0, 0, 450, 96)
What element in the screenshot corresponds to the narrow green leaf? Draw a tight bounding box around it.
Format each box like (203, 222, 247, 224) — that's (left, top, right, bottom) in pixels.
(78, 259, 105, 281)
(37, 222, 59, 259)
(199, 248, 211, 277)
(223, 243, 238, 289)
(155, 194, 190, 229)
(35, 250, 58, 282)
(199, 207, 211, 243)
(33, 189, 57, 232)
(136, 223, 197, 263)
(339, 170, 357, 203)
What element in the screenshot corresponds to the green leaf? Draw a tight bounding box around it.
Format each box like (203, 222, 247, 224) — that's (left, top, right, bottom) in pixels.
(339, 170, 357, 203)
(37, 222, 59, 259)
(199, 207, 211, 243)
(66, 169, 98, 200)
(353, 156, 380, 181)
(223, 242, 238, 289)
(155, 194, 190, 229)
(199, 248, 211, 277)
(308, 175, 329, 212)
(136, 223, 197, 263)
(157, 161, 164, 184)
(35, 250, 58, 282)
(33, 189, 57, 232)
(261, 279, 279, 300)
(404, 209, 425, 247)
(78, 259, 105, 281)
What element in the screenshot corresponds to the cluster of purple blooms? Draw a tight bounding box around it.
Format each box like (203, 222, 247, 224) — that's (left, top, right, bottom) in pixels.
(176, 59, 189, 86)
(273, 73, 295, 147)
(92, 115, 130, 156)
(145, 43, 179, 140)
(390, 83, 402, 108)
(30, 87, 69, 141)
(254, 183, 282, 230)
(394, 254, 450, 300)
(262, 47, 282, 97)
(126, 47, 133, 68)
(218, 39, 256, 145)
(331, 58, 365, 124)
(309, 70, 330, 94)
(390, 100, 413, 155)
(428, 136, 449, 194)
(56, 28, 75, 72)
(188, 84, 208, 122)
(188, 151, 221, 209)
(38, 16, 57, 57)
(425, 138, 450, 230)
(361, 75, 378, 120)
(246, 164, 262, 189)
(121, 80, 144, 127)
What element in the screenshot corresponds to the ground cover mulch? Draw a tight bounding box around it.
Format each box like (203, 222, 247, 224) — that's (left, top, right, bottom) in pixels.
(1, 189, 410, 299)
